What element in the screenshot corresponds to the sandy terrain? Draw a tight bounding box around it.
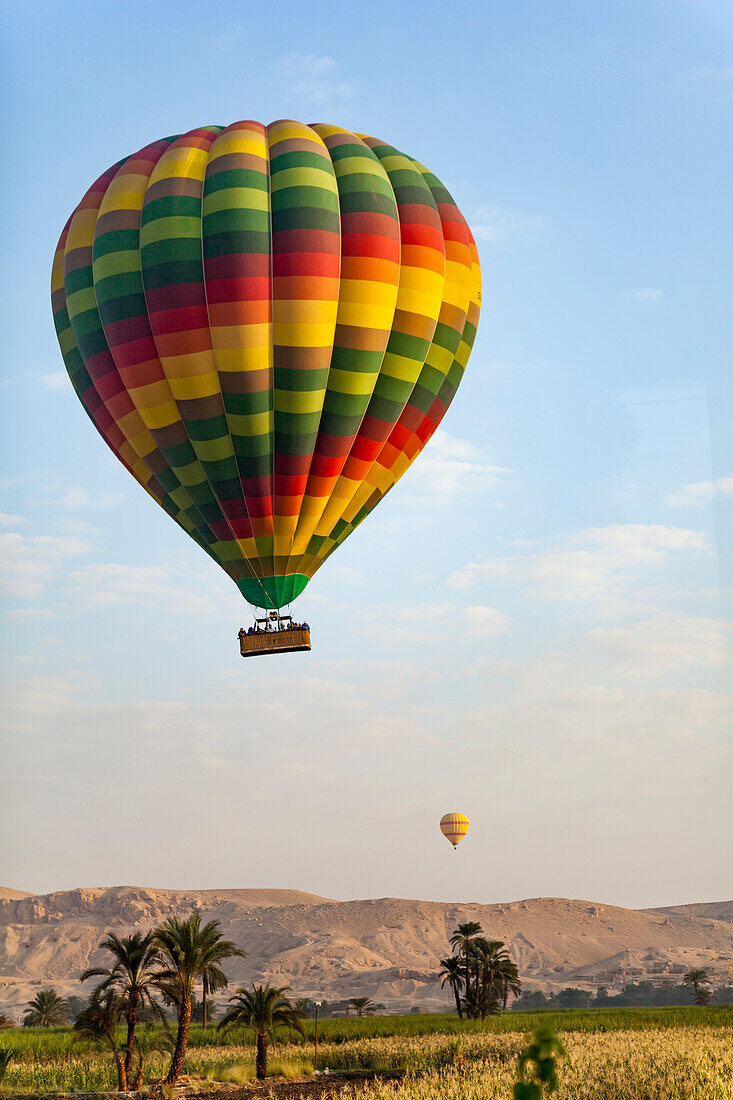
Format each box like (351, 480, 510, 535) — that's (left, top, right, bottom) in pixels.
(0, 886, 730, 1011)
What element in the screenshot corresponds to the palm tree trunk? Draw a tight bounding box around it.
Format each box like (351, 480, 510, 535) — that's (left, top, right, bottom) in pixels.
(114, 1051, 127, 1092)
(452, 982, 463, 1019)
(202, 983, 207, 1030)
(131, 1052, 144, 1090)
(165, 995, 191, 1085)
(124, 991, 138, 1078)
(256, 1032, 268, 1080)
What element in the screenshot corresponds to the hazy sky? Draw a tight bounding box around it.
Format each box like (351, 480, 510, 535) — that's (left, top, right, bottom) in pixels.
(2, 0, 731, 909)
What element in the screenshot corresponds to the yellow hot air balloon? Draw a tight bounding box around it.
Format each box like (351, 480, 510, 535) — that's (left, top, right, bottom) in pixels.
(440, 812, 469, 849)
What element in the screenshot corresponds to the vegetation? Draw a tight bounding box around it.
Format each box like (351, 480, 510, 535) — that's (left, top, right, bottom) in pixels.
(0, 1049, 12, 1086)
(152, 910, 245, 1084)
(80, 930, 160, 1086)
(440, 956, 464, 1018)
(22, 990, 69, 1029)
(0, 1015, 13, 1031)
(12, 911, 245, 1089)
(73, 990, 129, 1091)
(449, 922, 483, 1014)
(513, 1025, 565, 1099)
(191, 996, 218, 1024)
(683, 968, 713, 1005)
(513, 978, 733, 1011)
(218, 984, 305, 1079)
(445, 922, 521, 1018)
(4, 907, 730, 1095)
(1, 1010, 732, 1094)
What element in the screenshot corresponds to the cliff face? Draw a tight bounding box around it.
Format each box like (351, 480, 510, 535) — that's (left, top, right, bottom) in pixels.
(1, 887, 731, 1011)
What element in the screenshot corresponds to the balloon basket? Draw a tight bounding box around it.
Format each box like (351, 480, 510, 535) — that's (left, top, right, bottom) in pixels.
(238, 614, 311, 658)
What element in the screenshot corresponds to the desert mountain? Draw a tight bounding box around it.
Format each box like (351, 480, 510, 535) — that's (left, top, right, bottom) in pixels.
(1, 886, 731, 1011)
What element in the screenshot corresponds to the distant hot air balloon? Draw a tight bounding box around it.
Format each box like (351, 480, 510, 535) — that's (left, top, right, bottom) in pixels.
(440, 812, 469, 849)
(51, 120, 481, 627)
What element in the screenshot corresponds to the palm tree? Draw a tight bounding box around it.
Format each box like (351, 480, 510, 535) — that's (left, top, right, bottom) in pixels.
(439, 956, 464, 1018)
(191, 996, 218, 1024)
(152, 911, 245, 1084)
(80, 931, 161, 1083)
(473, 938, 510, 1007)
(218, 984, 305, 1080)
(0, 1013, 13, 1030)
(450, 921, 483, 1007)
(74, 990, 128, 1091)
(348, 996, 377, 1017)
(496, 957, 521, 1012)
(199, 917, 245, 1029)
(464, 981, 500, 1019)
(683, 968, 713, 1005)
(22, 989, 69, 1028)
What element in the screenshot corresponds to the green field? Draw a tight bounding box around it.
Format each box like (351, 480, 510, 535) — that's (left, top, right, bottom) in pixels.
(2, 1008, 732, 1096)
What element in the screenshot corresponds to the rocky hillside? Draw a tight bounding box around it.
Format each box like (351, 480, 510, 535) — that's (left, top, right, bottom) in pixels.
(1, 886, 731, 1011)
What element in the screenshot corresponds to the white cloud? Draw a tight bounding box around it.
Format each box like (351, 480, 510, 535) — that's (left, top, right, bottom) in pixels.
(0, 529, 92, 599)
(40, 372, 70, 391)
(666, 475, 733, 507)
(465, 676, 731, 765)
(0, 513, 24, 528)
(359, 601, 509, 645)
(63, 562, 232, 616)
(64, 563, 172, 607)
(2, 666, 427, 797)
(628, 288, 663, 303)
(448, 523, 706, 617)
(59, 487, 122, 509)
(361, 602, 455, 645)
(328, 565, 365, 585)
(0, 511, 237, 615)
(5, 607, 54, 621)
(463, 605, 510, 637)
(471, 205, 545, 246)
(583, 614, 730, 679)
(277, 54, 353, 106)
(0, 675, 78, 734)
(581, 524, 703, 561)
(471, 612, 732, 740)
(401, 429, 510, 500)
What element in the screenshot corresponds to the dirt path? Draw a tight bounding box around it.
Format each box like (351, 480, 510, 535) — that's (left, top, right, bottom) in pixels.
(184, 1071, 404, 1099)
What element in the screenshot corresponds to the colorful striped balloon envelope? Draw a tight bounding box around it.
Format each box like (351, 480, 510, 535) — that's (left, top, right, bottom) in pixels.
(440, 812, 470, 848)
(51, 120, 481, 610)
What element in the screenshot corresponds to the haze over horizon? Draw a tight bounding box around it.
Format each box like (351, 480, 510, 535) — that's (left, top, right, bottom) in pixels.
(3, 881, 732, 916)
(2, 0, 731, 908)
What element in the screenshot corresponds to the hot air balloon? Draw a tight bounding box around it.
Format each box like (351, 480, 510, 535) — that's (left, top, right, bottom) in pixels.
(440, 812, 469, 849)
(51, 120, 481, 654)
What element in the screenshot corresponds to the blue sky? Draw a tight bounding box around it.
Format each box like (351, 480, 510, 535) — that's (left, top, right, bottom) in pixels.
(1, 0, 731, 907)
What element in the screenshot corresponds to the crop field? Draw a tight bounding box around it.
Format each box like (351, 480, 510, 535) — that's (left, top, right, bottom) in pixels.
(2, 1008, 732, 1097)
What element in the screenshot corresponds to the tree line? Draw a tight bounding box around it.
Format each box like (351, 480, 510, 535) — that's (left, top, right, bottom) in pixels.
(514, 969, 729, 1010)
